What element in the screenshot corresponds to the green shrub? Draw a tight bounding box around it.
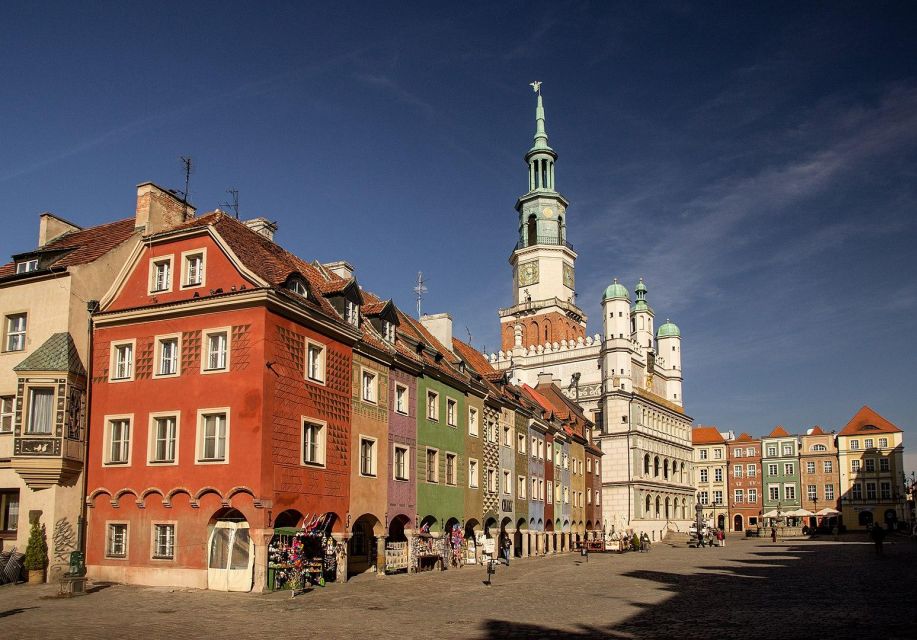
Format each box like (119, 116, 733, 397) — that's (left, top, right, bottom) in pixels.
(24, 521, 49, 571)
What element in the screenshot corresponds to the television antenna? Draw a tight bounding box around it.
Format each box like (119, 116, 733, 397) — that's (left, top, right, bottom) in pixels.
(221, 188, 240, 219)
(413, 272, 428, 318)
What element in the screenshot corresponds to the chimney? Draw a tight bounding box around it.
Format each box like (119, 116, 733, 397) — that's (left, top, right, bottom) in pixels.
(38, 212, 81, 247)
(135, 182, 195, 234)
(537, 372, 554, 386)
(420, 313, 453, 353)
(243, 217, 277, 241)
(323, 261, 355, 280)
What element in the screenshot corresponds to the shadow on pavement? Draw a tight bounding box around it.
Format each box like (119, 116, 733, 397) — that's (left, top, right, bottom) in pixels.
(0, 607, 37, 618)
(478, 541, 914, 639)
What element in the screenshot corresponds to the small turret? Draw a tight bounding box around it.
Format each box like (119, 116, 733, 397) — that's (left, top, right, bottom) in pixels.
(631, 278, 654, 350)
(656, 319, 683, 406)
(602, 278, 632, 393)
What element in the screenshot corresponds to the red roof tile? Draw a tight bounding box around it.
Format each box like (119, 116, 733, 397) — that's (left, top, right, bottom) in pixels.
(734, 432, 757, 442)
(692, 426, 725, 445)
(768, 426, 790, 437)
(838, 405, 902, 436)
(808, 426, 826, 435)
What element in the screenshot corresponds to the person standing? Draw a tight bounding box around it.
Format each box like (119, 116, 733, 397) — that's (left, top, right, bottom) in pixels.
(871, 523, 886, 557)
(502, 536, 512, 566)
(771, 526, 777, 543)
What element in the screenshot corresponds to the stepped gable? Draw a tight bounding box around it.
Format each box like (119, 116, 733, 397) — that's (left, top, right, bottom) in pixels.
(692, 426, 725, 445)
(768, 425, 790, 437)
(0, 217, 136, 278)
(838, 405, 902, 436)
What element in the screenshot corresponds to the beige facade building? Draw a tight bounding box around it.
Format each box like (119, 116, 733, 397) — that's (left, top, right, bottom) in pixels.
(799, 426, 839, 527)
(0, 184, 186, 577)
(692, 427, 728, 529)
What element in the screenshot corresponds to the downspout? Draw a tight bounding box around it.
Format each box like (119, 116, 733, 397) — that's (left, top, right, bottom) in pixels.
(78, 299, 99, 553)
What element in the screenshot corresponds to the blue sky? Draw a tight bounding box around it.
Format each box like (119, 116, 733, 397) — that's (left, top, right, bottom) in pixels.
(2, 2, 915, 472)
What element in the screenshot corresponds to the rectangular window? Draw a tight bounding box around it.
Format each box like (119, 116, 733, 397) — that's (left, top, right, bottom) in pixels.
(468, 459, 478, 488)
(345, 300, 359, 327)
(446, 398, 456, 426)
(183, 251, 204, 287)
(0, 490, 19, 533)
(586, 490, 591, 505)
(150, 257, 172, 292)
(864, 438, 874, 449)
(517, 475, 526, 499)
(733, 465, 743, 478)
(851, 459, 860, 472)
(850, 483, 862, 500)
(734, 489, 744, 504)
(503, 470, 511, 495)
(395, 384, 408, 414)
(426, 449, 439, 483)
(748, 488, 758, 503)
(766, 446, 777, 457)
(586, 458, 592, 473)
(807, 484, 817, 501)
(361, 369, 378, 404)
(864, 458, 875, 472)
(26, 387, 54, 434)
(596, 461, 600, 476)
(784, 463, 794, 476)
(199, 412, 227, 462)
(866, 483, 877, 500)
(4, 313, 27, 352)
(426, 391, 439, 421)
(306, 341, 325, 383)
(487, 467, 497, 493)
(823, 460, 833, 473)
(517, 433, 526, 454)
(152, 524, 175, 559)
(547, 482, 554, 504)
(850, 440, 860, 450)
(595, 490, 601, 506)
(156, 337, 180, 377)
(204, 331, 228, 372)
(782, 444, 793, 456)
(878, 438, 888, 448)
(824, 484, 834, 500)
(112, 342, 134, 381)
(713, 448, 722, 459)
(880, 458, 889, 472)
(745, 447, 754, 457)
(149, 415, 177, 463)
(106, 523, 128, 558)
(502, 425, 511, 447)
(107, 418, 131, 464)
(806, 461, 815, 474)
(699, 449, 708, 460)
(784, 485, 796, 501)
(563, 487, 569, 504)
(359, 437, 376, 476)
(880, 482, 891, 499)
(468, 407, 478, 436)
(16, 259, 38, 273)
(699, 468, 708, 483)
(302, 420, 325, 466)
(713, 490, 723, 505)
(394, 445, 409, 481)
(768, 463, 778, 476)
(768, 485, 780, 501)
(699, 491, 709, 505)
(714, 468, 723, 482)
(0, 395, 13, 433)
(532, 477, 538, 500)
(445, 453, 457, 485)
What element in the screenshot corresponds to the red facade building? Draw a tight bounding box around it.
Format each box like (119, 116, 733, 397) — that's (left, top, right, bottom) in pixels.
(85, 200, 360, 591)
(726, 433, 763, 532)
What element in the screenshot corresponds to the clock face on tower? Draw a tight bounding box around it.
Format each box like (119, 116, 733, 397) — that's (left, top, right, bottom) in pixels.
(518, 260, 539, 286)
(563, 263, 574, 289)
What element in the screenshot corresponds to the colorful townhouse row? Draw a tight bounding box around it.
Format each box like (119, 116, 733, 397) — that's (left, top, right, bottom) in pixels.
(691, 407, 907, 533)
(0, 183, 603, 591)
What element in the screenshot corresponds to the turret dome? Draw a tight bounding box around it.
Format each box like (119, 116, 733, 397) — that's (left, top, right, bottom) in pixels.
(657, 319, 681, 338)
(603, 278, 629, 300)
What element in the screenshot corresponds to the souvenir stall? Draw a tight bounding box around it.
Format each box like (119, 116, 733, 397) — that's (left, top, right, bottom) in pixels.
(411, 523, 444, 572)
(268, 514, 339, 593)
(384, 541, 408, 574)
(446, 523, 465, 568)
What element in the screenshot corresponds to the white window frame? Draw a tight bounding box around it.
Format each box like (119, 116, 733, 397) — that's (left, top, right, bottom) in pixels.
(180, 248, 206, 289)
(807, 484, 817, 501)
(768, 485, 780, 501)
(25, 385, 55, 435)
(109, 339, 136, 382)
(147, 412, 180, 465)
(699, 468, 708, 483)
(361, 367, 378, 404)
(850, 440, 860, 450)
(532, 477, 538, 500)
(148, 254, 174, 293)
(783, 484, 796, 501)
(394, 383, 409, 415)
(486, 467, 497, 493)
(153, 333, 182, 378)
(782, 444, 794, 456)
(851, 459, 860, 472)
(0, 395, 13, 433)
(824, 484, 834, 501)
(151, 522, 177, 560)
(195, 408, 230, 464)
(733, 464, 743, 478)
(734, 489, 744, 503)
(16, 259, 38, 273)
(105, 521, 129, 559)
(359, 435, 377, 477)
(747, 464, 757, 477)
(393, 444, 409, 481)
(301, 418, 326, 467)
(3, 313, 27, 352)
(103, 414, 133, 466)
(878, 437, 888, 448)
(517, 432, 526, 455)
(468, 458, 478, 488)
(784, 463, 794, 476)
(714, 468, 723, 482)
(766, 446, 777, 457)
(767, 463, 778, 476)
(503, 470, 512, 496)
(426, 390, 439, 422)
(468, 407, 478, 436)
(345, 299, 359, 327)
(823, 460, 833, 473)
(445, 452, 457, 485)
(446, 397, 457, 427)
(426, 448, 439, 483)
(864, 438, 874, 449)
(517, 475, 526, 500)
(201, 327, 231, 374)
(806, 461, 816, 474)
(305, 339, 326, 385)
(748, 488, 758, 503)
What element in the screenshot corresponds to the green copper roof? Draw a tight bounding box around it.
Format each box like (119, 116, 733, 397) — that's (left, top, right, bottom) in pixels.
(632, 278, 651, 312)
(529, 93, 554, 154)
(657, 320, 681, 338)
(13, 332, 86, 376)
(603, 278, 629, 300)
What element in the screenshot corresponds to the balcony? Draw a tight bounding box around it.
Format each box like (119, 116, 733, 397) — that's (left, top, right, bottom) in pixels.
(515, 235, 574, 251)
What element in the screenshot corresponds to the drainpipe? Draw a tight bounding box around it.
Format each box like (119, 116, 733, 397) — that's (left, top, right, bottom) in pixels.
(78, 299, 99, 553)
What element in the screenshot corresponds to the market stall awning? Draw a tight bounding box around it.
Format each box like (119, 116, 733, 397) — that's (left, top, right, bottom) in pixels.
(816, 507, 840, 516)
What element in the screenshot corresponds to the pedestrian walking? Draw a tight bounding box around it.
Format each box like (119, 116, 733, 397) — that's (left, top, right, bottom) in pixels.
(696, 528, 705, 548)
(771, 526, 777, 543)
(717, 528, 725, 547)
(870, 523, 886, 557)
(502, 536, 512, 565)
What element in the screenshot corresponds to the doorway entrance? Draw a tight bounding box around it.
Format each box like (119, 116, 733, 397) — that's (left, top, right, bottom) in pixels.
(208, 512, 253, 592)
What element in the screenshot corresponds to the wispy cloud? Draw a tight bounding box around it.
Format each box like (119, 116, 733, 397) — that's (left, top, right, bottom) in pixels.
(353, 73, 435, 120)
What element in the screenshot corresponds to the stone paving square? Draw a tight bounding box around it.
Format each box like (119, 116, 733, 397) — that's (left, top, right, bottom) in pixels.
(0, 535, 912, 639)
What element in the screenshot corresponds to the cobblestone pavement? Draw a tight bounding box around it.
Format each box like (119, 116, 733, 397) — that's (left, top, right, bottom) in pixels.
(1, 534, 913, 639)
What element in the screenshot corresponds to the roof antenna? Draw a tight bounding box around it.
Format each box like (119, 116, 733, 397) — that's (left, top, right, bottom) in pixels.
(465, 326, 473, 348)
(221, 188, 240, 219)
(179, 156, 193, 216)
(413, 271, 428, 318)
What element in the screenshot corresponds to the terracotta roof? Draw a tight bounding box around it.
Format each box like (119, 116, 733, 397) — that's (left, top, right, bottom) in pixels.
(808, 426, 826, 435)
(692, 426, 725, 445)
(0, 217, 136, 279)
(734, 432, 757, 442)
(767, 426, 790, 437)
(521, 384, 555, 417)
(451, 338, 496, 375)
(838, 405, 902, 436)
(362, 300, 390, 316)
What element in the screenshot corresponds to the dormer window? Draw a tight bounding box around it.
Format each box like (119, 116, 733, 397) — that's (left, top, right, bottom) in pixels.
(149, 256, 173, 293)
(16, 259, 38, 274)
(287, 277, 308, 298)
(345, 300, 359, 327)
(382, 320, 395, 343)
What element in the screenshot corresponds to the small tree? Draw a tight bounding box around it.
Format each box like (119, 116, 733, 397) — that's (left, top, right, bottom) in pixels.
(24, 521, 49, 571)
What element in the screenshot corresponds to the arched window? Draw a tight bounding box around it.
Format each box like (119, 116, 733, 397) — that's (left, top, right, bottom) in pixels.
(664, 459, 669, 480)
(645, 495, 651, 516)
(812, 444, 827, 451)
(527, 215, 537, 246)
(665, 497, 671, 519)
(286, 276, 308, 298)
(644, 454, 650, 475)
(558, 215, 565, 242)
(655, 496, 661, 518)
(654, 456, 660, 477)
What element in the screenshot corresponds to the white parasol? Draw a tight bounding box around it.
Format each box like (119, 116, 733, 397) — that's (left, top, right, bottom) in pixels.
(816, 507, 840, 516)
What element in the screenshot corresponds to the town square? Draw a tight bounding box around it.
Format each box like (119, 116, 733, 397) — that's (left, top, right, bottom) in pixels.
(1, 2, 915, 638)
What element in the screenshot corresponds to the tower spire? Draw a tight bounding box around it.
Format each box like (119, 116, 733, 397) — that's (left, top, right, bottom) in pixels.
(531, 81, 552, 153)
